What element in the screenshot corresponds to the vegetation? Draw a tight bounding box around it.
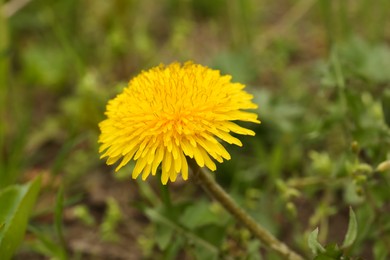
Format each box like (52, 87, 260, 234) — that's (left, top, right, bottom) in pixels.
(1, 0, 390, 259)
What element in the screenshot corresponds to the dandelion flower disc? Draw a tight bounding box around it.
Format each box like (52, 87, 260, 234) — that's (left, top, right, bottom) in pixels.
(99, 62, 260, 184)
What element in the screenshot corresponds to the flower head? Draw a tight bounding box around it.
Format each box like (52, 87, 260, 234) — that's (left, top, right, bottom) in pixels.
(99, 62, 260, 184)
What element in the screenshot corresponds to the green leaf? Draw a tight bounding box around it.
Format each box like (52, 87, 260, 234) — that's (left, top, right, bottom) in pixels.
(308, 227, 325, 255)
(374, 240, 390, 260)
(179, 200, 225, 230)
(314, 244, 347, 260)
(144, 207, 218, 254)
(155, 223, 174, 250)
(195, 225, 226, 247)
(28, 226, 67, 260)
(0, 177, 41, 260)
(163, 236, 184, 260)
(100, 197, 122, 241)
(342, 207, 358, 248)
(193, 243, 218, 260)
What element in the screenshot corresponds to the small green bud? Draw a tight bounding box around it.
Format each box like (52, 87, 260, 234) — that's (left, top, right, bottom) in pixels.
(309, 151, 332, 175)
(355, 186, 364, 196)
(240, 229, 251, 241)
(354, 174, 367, 184)
(376, 160, 390, 173)
(286, 202, 297, 217)
(351, 141, 360, 154)
(353, 163, 373, 175)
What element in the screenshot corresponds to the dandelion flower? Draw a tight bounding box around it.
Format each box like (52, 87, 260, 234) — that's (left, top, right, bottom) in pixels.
(99, 62, 260, 184)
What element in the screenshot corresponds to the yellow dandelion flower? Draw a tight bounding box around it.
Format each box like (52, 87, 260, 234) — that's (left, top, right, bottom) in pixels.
(99, 62, 260, 184)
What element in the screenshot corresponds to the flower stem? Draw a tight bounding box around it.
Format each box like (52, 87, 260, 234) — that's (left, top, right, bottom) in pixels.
(190, 162, 304, 260)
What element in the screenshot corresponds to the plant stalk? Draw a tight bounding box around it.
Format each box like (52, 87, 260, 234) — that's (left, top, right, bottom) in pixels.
(190, 162, 304, 260)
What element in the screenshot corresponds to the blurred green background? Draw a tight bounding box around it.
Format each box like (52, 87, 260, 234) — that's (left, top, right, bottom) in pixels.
(1, 0, 390, 259)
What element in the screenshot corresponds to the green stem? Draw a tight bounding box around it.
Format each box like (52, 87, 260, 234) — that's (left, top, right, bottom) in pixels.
(160, 181, 172, 210)
(190, 162, 304, 260)
(0, 4, 9, 186)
